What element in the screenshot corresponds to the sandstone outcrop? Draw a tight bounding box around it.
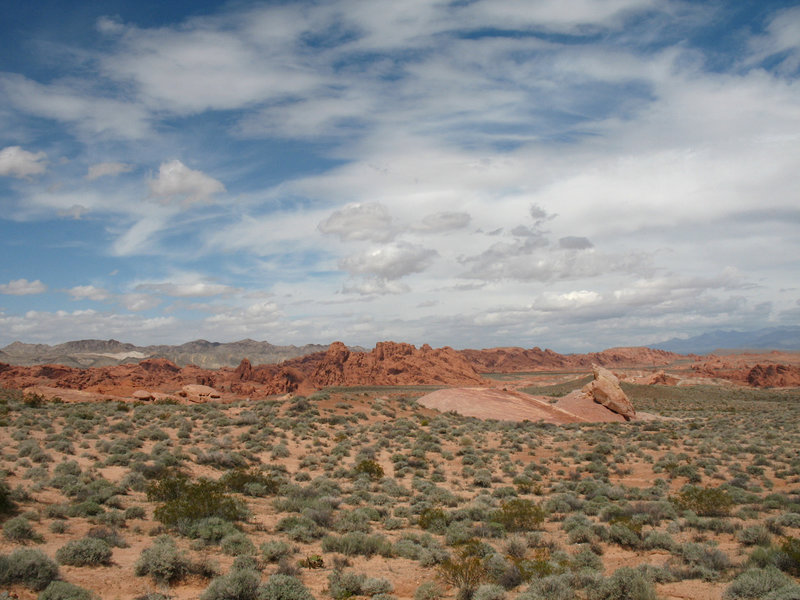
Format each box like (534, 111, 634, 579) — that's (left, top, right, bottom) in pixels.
(461, 346, 681, 373)
(308, 341, 486, 388)
(132, 390, 154, 401)
(746, 364, 800, 388)
(581, 365, 636, 420)
(643, 370, 681, 385)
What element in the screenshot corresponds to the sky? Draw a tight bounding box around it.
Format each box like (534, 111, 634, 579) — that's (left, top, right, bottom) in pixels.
(0, 0, 799, 352)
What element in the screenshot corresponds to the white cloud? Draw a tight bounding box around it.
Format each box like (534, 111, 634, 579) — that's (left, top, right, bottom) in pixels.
(119, 293, 161, 311)
(0, 74, 151, 139)
(136, 281, 235, 298)
(148, 160, 225, 206)
(67, 285, 110, 301)
(318, 202, 397, 242)
(340, 242, 438, 280)
(412, 211, 471, 232)
(342, 279, 410, 296)
(86, 162, 133, 180)
(0, 279, 47, 295)
(0, 146, 47, 179)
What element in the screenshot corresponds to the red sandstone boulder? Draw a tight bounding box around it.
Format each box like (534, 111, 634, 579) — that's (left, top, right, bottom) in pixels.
(582, 365, 636, 420)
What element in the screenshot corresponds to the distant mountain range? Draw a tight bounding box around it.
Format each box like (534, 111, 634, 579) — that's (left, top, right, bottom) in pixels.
(0, 339, 333, 369)
(652, 326, 800, 355)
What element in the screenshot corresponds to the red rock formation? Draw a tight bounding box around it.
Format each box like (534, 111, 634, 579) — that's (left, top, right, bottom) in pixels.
(308, 341, 486, 388)
(461, 346, 682, 373)
(581, 365, 636, 420)
(746, 364, 800, 388)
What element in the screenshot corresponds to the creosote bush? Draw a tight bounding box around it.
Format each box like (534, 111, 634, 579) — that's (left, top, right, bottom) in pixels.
(0, 547, 59, 591)
(55, 537, 112, 566)
(134, 535, 189, 586)
(147, 473, 248, 529)
(672, 486, 734, 517)
(38, 581, 99, 600)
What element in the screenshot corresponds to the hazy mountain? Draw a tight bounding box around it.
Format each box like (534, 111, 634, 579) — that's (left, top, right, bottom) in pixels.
(653, 327, 800, 355)
(0, 338, 332, 368)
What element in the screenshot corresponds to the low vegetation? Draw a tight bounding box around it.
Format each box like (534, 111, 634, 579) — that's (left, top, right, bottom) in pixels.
(0, 381, 798, 599)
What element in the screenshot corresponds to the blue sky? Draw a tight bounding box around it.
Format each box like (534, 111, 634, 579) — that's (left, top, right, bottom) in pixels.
(1, 0, 799, 351)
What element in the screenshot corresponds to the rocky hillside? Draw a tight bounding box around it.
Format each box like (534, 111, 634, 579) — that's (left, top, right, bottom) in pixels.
(0, 338, 331, 369)
(461, 346, 683, 373)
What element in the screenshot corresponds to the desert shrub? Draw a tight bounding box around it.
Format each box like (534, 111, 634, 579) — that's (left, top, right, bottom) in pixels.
(321, 532, 393, 557)
(38, 581, 98, 600)
(3, 515, 43, 542)
(419, 508, 449, 533)
(260, 574, 314, 600)
(55, 538, 112, 566)
(261, 540, 294, 563)
(517, 573, 576, 600)
(186, 517, 239, 544)
(642, 531, 676, 551)
(134, 535, 189, 585)
(723, 567, 800, 599)
(0, 479, 15, 515)
(150, 476, 248, 528)
(354, 459, 385, 481)
(737, 526, 772, 547)
(590, 567, 657, 600)
(201, 568, 260, 600)
(221, 532, 256, 556)
(0, 548, 59, 591)
(437, 542, 489, 600)
(492, 499, 545, 533)
(676, 542, 731, 580)
(672, 486, 734, 517)
(362, 577, 394, 596)
(276, 515, 322, 543)
(473, 584, 505, 600)
(86, 526, 128, 548)
(221, 468, 280, 496)
(414, 581, 444, 600)
(779, 536, 800, 576)
(328, 570, 366, 600)
(124, 506, 147, 520)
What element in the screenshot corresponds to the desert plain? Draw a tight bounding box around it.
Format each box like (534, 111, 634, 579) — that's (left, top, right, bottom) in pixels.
(1, 340, 799, 600)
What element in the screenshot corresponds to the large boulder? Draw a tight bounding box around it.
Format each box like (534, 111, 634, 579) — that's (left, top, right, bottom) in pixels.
(582, 365, 636, 420)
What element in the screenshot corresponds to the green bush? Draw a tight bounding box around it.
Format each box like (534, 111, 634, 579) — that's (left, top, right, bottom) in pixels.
(150, 476, 248, 528)
(221, 468, 280, 496)
(0, 548, 59, 591)
(473, 584, 505, 600)
(590, 567, 657, 600)
(492, 499, 545, 533)
(437, 543, 489, 600)
(55, 538, 112, 566)
(723, 567, 800, 599)
(37, 581, 98, 600)
(134, 535, 189, 586)
(321, 532, 393, 558)
(261, 540, 294, 563)
(221, 532, 256, 556)
(328, 570, 366, 600)
(778, 537, 800, 576)
(0, 479, 15, 515)
(672, 486, 734, 517)
(414, 581, 444, 600)
(260, 574, 315, 600)
(201, 568, 260, 600)
(3, 516, 43, 543)
(354, 460, 385, 481)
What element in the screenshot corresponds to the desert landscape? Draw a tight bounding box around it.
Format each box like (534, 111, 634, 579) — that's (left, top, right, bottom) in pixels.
(1, 340, 799, 600)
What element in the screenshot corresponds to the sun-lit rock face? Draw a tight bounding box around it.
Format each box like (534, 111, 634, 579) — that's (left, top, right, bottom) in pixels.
(581, 365, 636, 420)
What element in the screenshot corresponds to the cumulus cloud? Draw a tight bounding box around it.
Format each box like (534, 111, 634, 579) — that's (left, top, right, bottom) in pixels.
(148, 159, 225, 206)
(559, 236, 594, 250)
(340, 242, 438, 280)
(136, 280, 235, 297)
(86, 162, 133, 180)
(0, 279, 47, 295)
(412, 211, 471, 232)
(119, 293, 161, 311)
(318, 202, 397, 242)
(0, 146, 47, 179)
(342, 279, 410, 296)
(68, 285, 110, 301)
